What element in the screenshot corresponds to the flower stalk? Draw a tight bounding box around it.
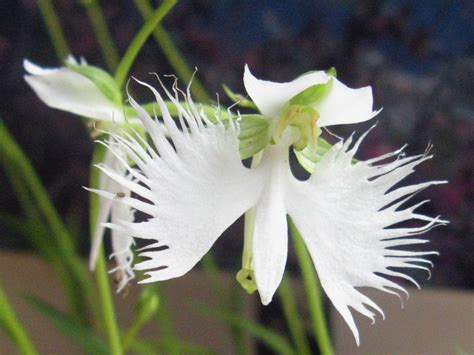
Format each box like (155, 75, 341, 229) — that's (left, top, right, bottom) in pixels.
(114, 0, 177, 88)
(290, 218, 333, 355)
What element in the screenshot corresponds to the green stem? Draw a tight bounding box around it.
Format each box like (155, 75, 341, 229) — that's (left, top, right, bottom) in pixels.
(89, 144, 123, 355)
(289, 218, 333, 355)
(0, 283, 38, 355)
(95, 252, 123, 355)
(121, 320, 141, 351)
(154, 286, 180, 355)
(37, 0, 70, 60)
(114, 0, 177, 88)
(133, 0, 211, 102)
(80, 0, 120, 71)
(0, 121, 94, 323)
(278, 276, 311, 355)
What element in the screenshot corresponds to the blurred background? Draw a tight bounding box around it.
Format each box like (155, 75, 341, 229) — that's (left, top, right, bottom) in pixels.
(0, 0, 473, 353)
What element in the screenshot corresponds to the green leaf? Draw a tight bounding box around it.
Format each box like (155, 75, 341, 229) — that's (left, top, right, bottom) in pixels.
(289, 79, 333, 107)
(0, 285, 38, 355)
(131, 338, 216, 355)
(238, 114, 270, 159)
(68, 64, 122, 105)
(197, 304, 296, 355)
(24, 294, 108, 355)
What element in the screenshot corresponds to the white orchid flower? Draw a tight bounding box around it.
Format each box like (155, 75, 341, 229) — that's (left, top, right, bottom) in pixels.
(89, 70, 446, 345)
(24, 57, 136, 289)
(24, 57, 125, 122)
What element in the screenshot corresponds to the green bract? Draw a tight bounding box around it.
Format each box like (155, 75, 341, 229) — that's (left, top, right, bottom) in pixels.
(68, 64, 123, 106)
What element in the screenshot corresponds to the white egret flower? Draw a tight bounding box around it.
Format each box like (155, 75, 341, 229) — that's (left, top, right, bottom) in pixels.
(24, 57, 135, 289)
(90, 70, 446, 345)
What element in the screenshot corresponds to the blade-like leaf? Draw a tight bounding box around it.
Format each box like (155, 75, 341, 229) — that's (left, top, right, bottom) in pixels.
(24, 294, 108, 355)
(196, 303, 296, 355)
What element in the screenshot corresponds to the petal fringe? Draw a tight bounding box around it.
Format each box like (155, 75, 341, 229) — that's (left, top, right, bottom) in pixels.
(286, 128, 446, 345)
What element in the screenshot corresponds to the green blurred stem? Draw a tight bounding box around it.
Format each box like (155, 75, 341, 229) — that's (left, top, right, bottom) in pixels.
(95, 252, 123, 355)
(115, 0, 177, 88)
(37, 0, 69, 60)
(289, 218, 333, 355)
(0, 284, 38, 355)
(89, 144, 123, 355)
(133, 0, 211, 102)
(0, 121, 94, 322)
(154, 286, 179, 355)
(80, 0, 120, 71)
(121, 319, 141, 351)
(278, 277, 311, 355)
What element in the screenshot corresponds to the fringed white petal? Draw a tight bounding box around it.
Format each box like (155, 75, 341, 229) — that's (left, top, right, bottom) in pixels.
(88, 149, 136, 291)
(243, 65, 379, 125)
(24, 60, 124, 121)
(88, 148, 117, 270)
(109, 180, 135, 292)
(285, 128, 446, 345)
(95, 79, 261, 282)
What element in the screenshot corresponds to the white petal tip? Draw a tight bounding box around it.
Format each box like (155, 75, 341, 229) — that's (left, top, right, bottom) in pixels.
(259, 293, 273, 306)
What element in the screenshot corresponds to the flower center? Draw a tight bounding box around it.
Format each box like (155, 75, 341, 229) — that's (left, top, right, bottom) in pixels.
(272, 104, 321, 154)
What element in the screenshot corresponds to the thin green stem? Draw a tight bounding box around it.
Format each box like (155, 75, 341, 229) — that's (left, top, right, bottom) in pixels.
(278, 276, 311, 355)
(114, 0, 177, 88)
(37, 0, 69, 60)
(0, 121, 94, 323)
(80, 0, 120, 71)
(154, 285, 179, 355)
(133, 0, 211, 102)
(289, 218, 333, 355)
(121, 320, 141, 351)
(95, 252, 123, 355)
(89, 144, 123, 355)
(0, 283, 38, 355)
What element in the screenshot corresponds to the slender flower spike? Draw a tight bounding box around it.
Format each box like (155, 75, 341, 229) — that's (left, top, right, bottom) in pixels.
(92, 70, 446, 345)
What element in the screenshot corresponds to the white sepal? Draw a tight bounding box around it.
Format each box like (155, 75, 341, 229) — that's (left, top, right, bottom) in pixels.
(243, 65, 379, 126)
(24, 59, 124, 121)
